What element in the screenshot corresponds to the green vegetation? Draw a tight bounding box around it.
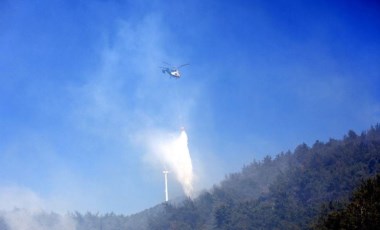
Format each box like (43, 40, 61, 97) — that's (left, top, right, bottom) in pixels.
(313, 174, 380, 229)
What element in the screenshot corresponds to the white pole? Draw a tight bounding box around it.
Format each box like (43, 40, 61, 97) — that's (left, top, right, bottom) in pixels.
(163, 170, 169, 202)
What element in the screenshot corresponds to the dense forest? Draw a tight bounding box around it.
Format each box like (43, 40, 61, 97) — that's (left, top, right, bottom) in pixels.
(0, 125, 379, 229)
(313, 174, 380, 229)
(146, 125, 380, 229)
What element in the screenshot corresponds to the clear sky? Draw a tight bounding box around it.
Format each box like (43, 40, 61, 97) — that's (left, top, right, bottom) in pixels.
(0, 0, 379, 214)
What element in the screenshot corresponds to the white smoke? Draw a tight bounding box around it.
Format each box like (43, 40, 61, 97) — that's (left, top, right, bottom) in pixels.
(0, 186, 46, 212)
(0, 209, 76, 230)
(0, 186, 76, 230)
(139, 128, 194, 197)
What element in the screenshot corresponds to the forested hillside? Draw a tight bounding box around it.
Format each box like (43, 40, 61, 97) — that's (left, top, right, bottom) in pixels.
(147, 125, 380, 229)
(0, 125, 379, 230)
(313, 174, 380, 229)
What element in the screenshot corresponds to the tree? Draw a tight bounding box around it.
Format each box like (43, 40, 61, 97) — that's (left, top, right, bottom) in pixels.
(313, 174, 380, 229)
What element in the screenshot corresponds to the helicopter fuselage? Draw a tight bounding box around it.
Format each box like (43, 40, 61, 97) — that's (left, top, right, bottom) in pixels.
(162, 68, 181, 78)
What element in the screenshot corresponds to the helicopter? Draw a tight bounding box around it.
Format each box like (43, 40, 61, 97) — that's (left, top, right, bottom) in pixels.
(160, 62, 189, 78)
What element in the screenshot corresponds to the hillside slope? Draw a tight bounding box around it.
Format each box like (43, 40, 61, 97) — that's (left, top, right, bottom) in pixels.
(148, 125, 380, 229)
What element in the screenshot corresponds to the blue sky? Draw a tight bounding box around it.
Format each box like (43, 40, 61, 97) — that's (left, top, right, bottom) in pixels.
(0, 0, 379, 214)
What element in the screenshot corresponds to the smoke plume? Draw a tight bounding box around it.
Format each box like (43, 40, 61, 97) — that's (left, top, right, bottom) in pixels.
(0, 209, 76, 230)
(0, 186, 76, 230)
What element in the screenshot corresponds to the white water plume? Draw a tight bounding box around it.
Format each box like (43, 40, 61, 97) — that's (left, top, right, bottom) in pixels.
(166, 130, 193, 197)
(142, 128, 194, 197)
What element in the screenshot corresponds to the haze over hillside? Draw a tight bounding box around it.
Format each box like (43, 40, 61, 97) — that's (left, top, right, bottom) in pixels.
(0, 125, 379, 229)
(146, 125, 380, 229)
